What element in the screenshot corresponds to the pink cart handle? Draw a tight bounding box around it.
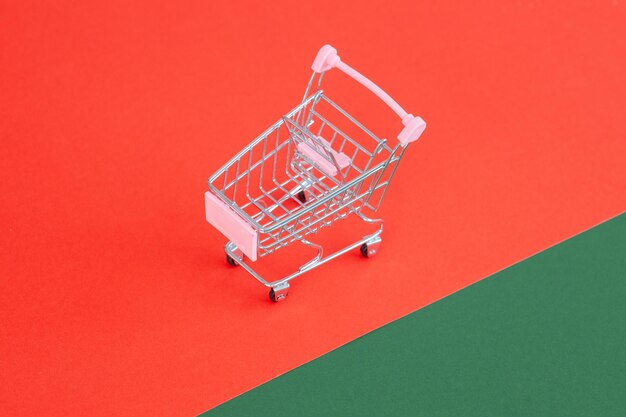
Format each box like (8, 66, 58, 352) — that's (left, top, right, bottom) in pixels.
(311, 44, 426, 146)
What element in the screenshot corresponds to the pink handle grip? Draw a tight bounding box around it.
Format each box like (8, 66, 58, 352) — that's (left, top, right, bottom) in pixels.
(311, 44, 426, 146)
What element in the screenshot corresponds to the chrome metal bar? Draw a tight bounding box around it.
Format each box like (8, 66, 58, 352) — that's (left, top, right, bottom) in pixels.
(224, 211, 383, 288)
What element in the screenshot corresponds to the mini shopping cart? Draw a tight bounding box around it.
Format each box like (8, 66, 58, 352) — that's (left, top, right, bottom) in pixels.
(204, 45, 426, 302)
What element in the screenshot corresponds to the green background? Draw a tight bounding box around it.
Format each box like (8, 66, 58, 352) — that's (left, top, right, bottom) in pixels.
(203, 214, 626, 416)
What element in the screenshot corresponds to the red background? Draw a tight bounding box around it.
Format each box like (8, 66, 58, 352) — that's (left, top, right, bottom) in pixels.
(1, 1, 625, 416)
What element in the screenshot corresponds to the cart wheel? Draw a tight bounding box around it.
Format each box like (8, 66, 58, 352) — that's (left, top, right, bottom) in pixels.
(226, 254, 238, 266)
(297, 190, 307, 203)
(360, 242, 381, 258)
(269, 287, 288, 302)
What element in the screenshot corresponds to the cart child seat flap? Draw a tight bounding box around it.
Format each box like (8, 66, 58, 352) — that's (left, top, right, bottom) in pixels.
(297, 135, 351, 177)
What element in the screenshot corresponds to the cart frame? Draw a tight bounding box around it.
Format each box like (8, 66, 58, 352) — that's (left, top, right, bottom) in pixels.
(205, 45, 426, 301)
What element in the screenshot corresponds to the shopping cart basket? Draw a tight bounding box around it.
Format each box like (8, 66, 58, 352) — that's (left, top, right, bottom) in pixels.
(204, 45, 426, 302)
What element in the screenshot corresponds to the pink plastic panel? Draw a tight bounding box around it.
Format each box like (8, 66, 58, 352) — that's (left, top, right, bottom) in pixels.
(205, 191, 258, 262)
(297, 136, 351, 177)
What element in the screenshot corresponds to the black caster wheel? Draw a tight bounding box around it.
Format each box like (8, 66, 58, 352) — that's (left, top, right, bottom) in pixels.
(269, 287, 288, 302)
(226, 254, 238, 266)
(297, 190, 307, 203)
(360, 242, 380, 258)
